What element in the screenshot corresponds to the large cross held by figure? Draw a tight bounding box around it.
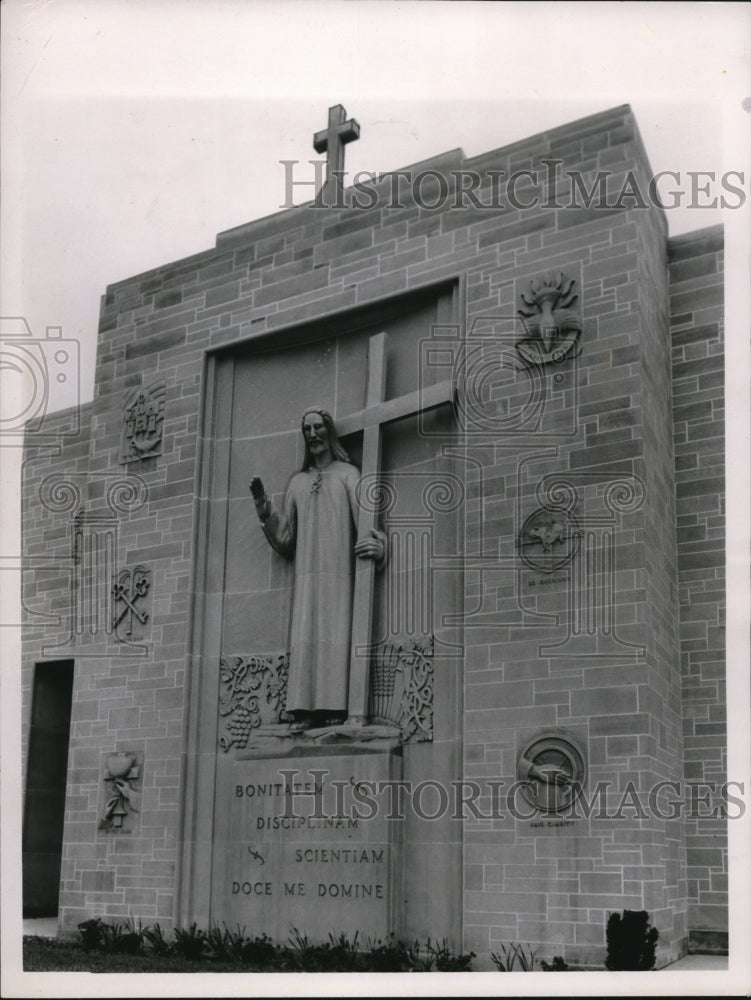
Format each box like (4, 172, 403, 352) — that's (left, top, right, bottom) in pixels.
(336, 332, 454, 726)
(313, 104, 360, 207)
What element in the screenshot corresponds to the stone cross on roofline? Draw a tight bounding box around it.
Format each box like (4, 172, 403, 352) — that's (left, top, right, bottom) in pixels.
(339, 332, 454, 726)
(313, 104, 360, 208)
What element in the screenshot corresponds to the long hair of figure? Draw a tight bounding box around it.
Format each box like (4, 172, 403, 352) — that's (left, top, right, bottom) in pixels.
(300, 407, 352, 470)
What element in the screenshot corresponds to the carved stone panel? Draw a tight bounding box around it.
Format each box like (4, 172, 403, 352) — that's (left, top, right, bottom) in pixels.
(369, 636, 434, 742)
(99, 751, 141, 832)
(517, 733, 587, 815)
(218, 653, 293, 751)
(226, 750, 402, 944)
(518, 508, 581, 574)
(111, 565, 151, 642)
(516, 271, 581, 367)
(119, 381, 166, 463)
(218, 640, 434, 749)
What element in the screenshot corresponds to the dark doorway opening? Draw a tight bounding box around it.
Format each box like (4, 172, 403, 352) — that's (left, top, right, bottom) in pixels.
(22, 660, 74, 917)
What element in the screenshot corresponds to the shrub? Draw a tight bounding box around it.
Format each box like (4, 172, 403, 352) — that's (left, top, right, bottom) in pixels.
(108, 918, 145, 955)
(69, 918, 475, 971)
(142, 922, 172, 956)
(78, 918, 144, 953)
(402, 938, 435, 972)
(540, 954, 569, 971)
(204, 923, 233, 962)
(239, 932, 278, 968)
(173, 922, 208, 961)
(362, 934, 409, 972)
(77, 918, 106, 950)
(284, 928, 355, 972)
(490, 941, 538, 971)
(284, 928, 324, 971)
(325, 931, 363, 972)
(605, 909, 659, 971)
(428, 938, 475, 971)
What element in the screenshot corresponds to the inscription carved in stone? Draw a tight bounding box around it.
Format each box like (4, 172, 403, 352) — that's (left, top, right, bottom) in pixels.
(119, 381, 166, 463)
(218, 653, 293, 751)
(516, 272, 581, 367)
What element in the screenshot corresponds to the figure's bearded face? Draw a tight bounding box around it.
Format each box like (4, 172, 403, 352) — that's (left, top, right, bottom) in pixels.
(303, 412, 330, 459)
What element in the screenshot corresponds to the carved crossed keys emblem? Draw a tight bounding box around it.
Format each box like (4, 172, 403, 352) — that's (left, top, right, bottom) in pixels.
(112, 565, 151, 638)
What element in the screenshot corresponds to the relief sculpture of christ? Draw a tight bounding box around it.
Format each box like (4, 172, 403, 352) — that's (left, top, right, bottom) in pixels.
(250, 407, 386, 728)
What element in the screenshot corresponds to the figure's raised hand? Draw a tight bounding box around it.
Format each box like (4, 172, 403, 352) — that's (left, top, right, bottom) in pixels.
(250, 476, 270, 521)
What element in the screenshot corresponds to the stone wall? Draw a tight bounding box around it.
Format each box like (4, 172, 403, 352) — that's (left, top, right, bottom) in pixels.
(22, 401, 93, 784)
(456, 110, 689, 969)
(668, 225, 726, 952)
(20, 105, 725, 964)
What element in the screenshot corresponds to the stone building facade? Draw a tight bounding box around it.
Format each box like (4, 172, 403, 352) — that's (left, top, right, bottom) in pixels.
(21, 105, 726, 967)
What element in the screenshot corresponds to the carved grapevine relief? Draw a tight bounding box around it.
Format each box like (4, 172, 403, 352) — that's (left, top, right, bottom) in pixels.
(218, 653, 293, 751)
(218, 640, 434, 748)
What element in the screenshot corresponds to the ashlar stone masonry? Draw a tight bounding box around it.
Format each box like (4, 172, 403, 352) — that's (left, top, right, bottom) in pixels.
(22, 104, 726, 968)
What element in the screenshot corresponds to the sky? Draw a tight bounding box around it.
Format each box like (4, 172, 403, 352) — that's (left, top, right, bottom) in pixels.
(1, 0, 749, 406)
(2, 2, 751, 997)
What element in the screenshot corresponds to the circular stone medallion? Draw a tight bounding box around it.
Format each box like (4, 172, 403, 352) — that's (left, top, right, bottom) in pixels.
(518, 508, 580, 574)
(517, 734, 587, 814)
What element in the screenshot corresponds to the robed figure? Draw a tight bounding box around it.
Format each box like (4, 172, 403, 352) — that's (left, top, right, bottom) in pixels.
(250, 408, 385, 726)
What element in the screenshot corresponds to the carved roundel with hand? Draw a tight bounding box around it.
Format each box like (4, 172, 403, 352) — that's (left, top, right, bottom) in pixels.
(517, 733, 587, 815)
